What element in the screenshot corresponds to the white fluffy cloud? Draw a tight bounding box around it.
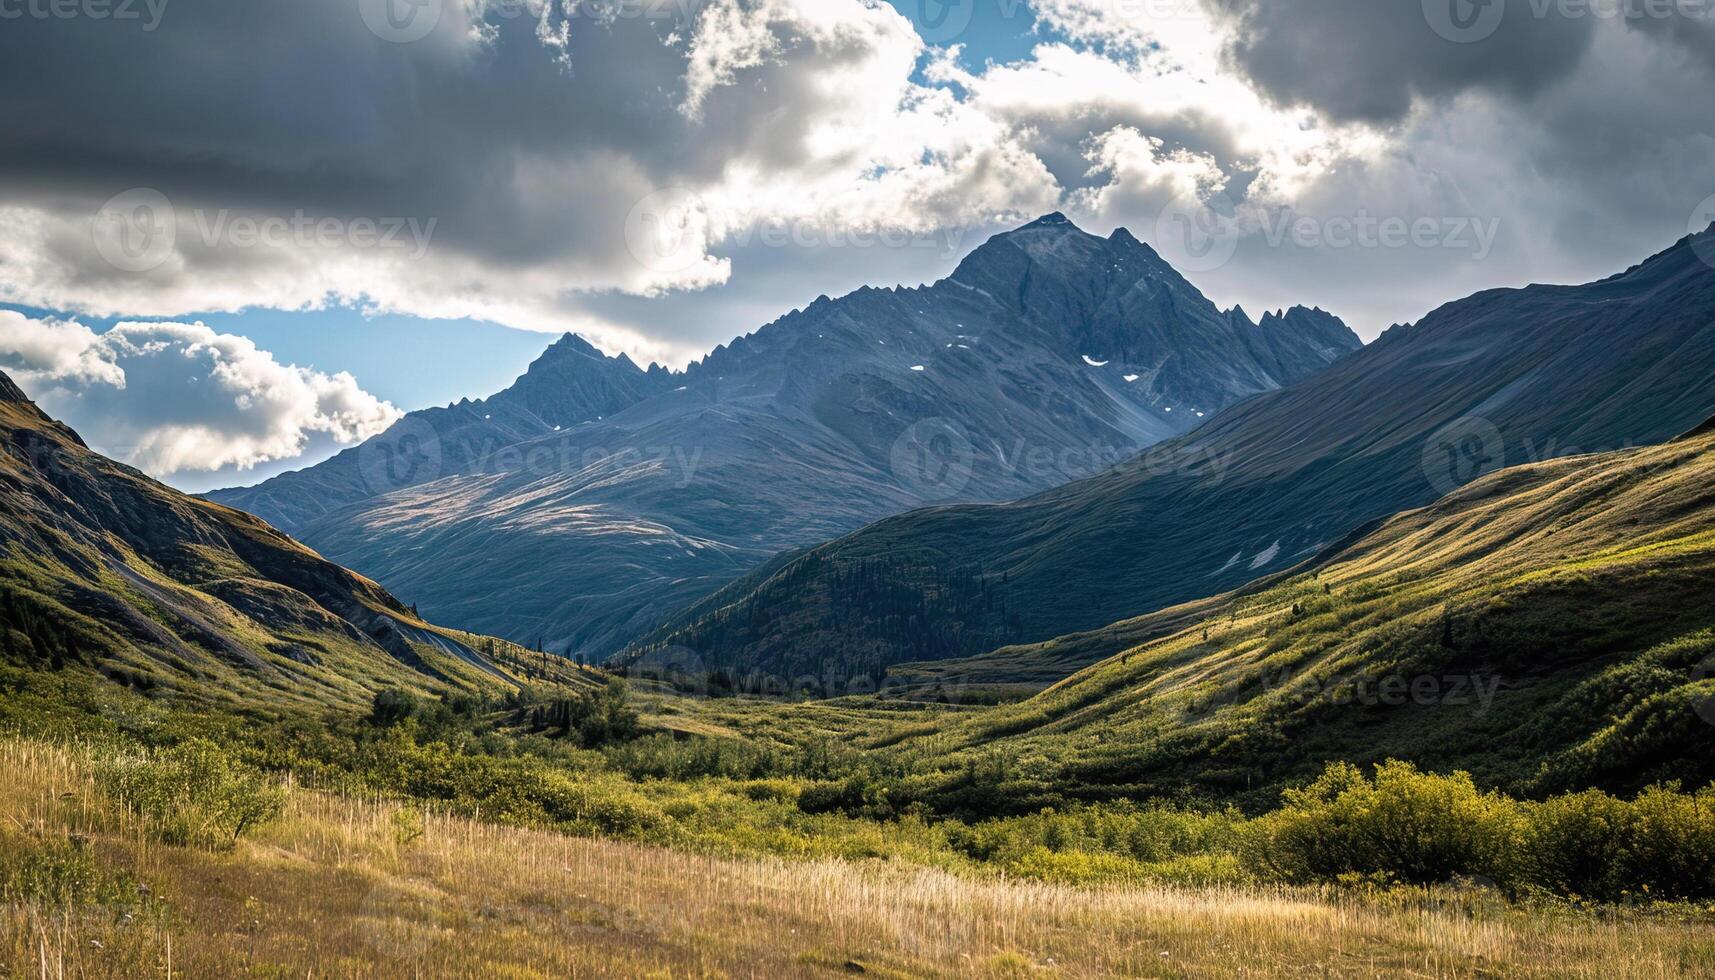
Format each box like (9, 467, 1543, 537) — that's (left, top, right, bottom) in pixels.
(0, 313, 401, 477)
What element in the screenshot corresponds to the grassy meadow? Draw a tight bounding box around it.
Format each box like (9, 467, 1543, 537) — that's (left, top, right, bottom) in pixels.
(5, 739, 1715, 979)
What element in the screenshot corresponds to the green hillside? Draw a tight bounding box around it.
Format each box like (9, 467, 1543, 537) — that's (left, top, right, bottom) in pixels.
(0, 370, 538, 718)
(880, 420, 1715, 813)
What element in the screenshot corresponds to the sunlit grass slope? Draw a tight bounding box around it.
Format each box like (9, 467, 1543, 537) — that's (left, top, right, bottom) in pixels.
(897, 422, 1715, 810)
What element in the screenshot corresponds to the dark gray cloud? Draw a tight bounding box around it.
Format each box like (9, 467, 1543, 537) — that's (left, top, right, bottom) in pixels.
(0, 0, 1062, 362)
(0, 0, 695, 267)
(1204, 0, 1599, 123)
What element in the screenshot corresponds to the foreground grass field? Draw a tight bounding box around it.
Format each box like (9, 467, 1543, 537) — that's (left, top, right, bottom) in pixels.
(4, 740, 1714, 979)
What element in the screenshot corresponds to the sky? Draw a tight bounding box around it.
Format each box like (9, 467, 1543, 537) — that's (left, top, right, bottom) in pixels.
(1, 0, 1713, 490)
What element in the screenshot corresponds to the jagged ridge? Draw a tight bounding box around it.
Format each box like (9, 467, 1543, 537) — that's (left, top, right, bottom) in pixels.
(210, 214, 1360, 658)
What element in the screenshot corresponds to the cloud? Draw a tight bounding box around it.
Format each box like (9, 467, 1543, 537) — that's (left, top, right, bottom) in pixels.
(1200, 0, 1598, 124)
(0, 0, 1058, 366)
(1074, 126, 1228, 217)
(0, 315, 126, 389)
(0, 0, 1712, 378)
(0, 313, 401, 476)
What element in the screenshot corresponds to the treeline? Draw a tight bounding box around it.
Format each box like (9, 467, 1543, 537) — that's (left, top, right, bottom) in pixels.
(638, 552, 1024, 687)
(0, 586, 83, 670)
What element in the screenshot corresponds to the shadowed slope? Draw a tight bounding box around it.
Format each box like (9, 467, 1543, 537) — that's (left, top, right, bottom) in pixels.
(0, 371, 518, 713)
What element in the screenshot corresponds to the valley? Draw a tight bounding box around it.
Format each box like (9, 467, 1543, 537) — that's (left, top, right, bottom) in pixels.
(10, 1, 1715, 973)
(3, 227, 1714, 978)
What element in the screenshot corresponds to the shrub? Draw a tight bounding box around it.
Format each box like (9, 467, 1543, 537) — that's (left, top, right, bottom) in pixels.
(1518, 789, 1632, 899)
(0, 830, 141, 907)
(1608, 783, 1715, 900)
(1243, 761, 1525, 887)
(1515, 782, 1715, 902)
(604, 733, 787, 780)
(941, 802, 1245, 884)
(94, 739, 285, 849)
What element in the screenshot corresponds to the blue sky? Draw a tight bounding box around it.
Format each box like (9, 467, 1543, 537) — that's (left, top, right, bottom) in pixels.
(0, 302, 552, 416)
(881, 0, 1043, 66)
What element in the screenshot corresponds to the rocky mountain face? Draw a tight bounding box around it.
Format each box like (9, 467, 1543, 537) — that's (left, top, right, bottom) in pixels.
(210, 214, 1360, 658)
(0, 370, 507, 710)
(639, 225, 1715, 686)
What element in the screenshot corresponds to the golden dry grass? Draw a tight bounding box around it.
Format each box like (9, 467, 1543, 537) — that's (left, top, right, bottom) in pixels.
(2, 740, 1711, 978)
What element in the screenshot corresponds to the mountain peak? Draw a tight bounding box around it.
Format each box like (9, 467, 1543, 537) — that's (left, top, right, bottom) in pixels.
(1256, 305, 1363, 353)
(950, 212, 1110, 286)
(1019, 211, 1078, 231)
(546, 332, 603, 357)
(480, 331, 675, 431)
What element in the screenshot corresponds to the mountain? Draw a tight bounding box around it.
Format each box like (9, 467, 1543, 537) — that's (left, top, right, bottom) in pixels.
(896, 417, 1715, 814)
(639, 226, 1715, 686)
(0, 369, 517, 715)
(209, 213, 1359, 658)
(208, 333, 677, 533)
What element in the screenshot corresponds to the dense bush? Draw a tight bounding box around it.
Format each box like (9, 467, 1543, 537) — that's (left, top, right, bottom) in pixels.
(606, 733, 790, 781)
(1245, 761, 1715, 901)
(946, 802, 1246, 884)
(368, 687, 421, 727)
(1244, 761, 1525, 887)
(94, 739, 285, 849)
(0, 829, 143, 907)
